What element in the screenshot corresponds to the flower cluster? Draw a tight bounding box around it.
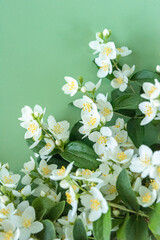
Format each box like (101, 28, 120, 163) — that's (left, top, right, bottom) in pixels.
(139, 79, 160, 125)
(1, 27, 160, 240)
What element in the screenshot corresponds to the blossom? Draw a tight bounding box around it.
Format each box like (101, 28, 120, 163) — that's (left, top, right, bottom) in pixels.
(65, 187, 78, 217)
(122, 64, 135, 77)
(84, 79, 102, 92)
(137, 186, 157, 207)
(71, 169, 102, 183)
(89, 127, 117, 155)
(116, 46, 132, 57)
(111, 70, 128, 92)
(62, 77, 78, 97)
(113, 130, 128, 146)
(21, 157, 35, 174)
(139, 101, 157, 125)
(20, 120, 41, 140)
(0, 220, 20, 240)
(38, 159, 57, 178)
(110, 118, 125, 134)
(141, 79, 160, 100)
(80, 187, 108, 222)
(0, 203, 15, 219)
(99, 42, 116, 61)
(0, 168, 20, 189)
(39, 138, 55, 156)
(129, 145, 153, 178)
(109, 146, 134, 164)
(50, 162, 74, 181)
(95, 57, 112, 78)
(149, 150, 160, 180)
(48, 115, 70, 142)
(18, 105, 45, 122)
(73, 96, 97, 116)
(12, 206, 43, 240)
(89, 32, 104, 54)
(96, 94, 113, 122)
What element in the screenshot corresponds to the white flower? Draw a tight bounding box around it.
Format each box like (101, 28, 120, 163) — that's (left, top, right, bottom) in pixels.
(149, 179, 160, 192)
(156, 65, 160, 73)
(89, 127, 117, 155)
(109, 146, 134, 164)
(80, 187, 108, 222)
(12, 206, 43, 240)
(0, 220, 20, 240)
(48, 115, 70, 142)
(0, 168, 20, 189)
(21, 157, 35, 174)
(18, 105, 45, 122)
(89, 32, 104, 54)
(99, 42, 116, 61)
(129, 145, 153, 178)
(110, 118, 125, 134)
(96, 95, 113, 122)
(141, 79, 160, 100)
(84, 79, 102, 92)
(21, 174, 32, 185)
(50, 162, 74, 181)
(73, 96, 97, 116)
(38, 159, 57, 178)
(116, 47, 132, 57)
(20, 120, 41, 140)
(65, 187, 78, 217)
(15, 201, 30, 217)
(39, 138, 55, 156)
(111, 70, 128, 92)
(95, 57, 112, 78)
(149, 150, 160, 180)
(122, 64, 135, 77)
(139, 101, 157, 125)
(0, 203, 15, 219)
(137, 186, 156, 207)
(71, 169, 102, 183)
(103, 28, 110, 37)
(62, 77, 78, 97)
(79, 111, 100, 137)
(101, 177, 118, 201)
(113, 130, 128, 145)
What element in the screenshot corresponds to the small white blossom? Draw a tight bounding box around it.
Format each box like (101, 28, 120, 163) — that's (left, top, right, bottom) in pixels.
(0, 220, 20, 240)
(50, 162, 74, 181)
(38, 159, 57, 178)
(99, 42, 116, 61)
(139, 101, 157, 125)
(84, 79, 102, 92)
(0, 168, 20, 189)
(137, 186, 156, 207)
(95, 57, 112, 78)
(21, 157, 35, 174)
(116, 47, 132, 57)
(141, 79, 160, 100)
(111, 70, 128, 92)
(62, 77, 78, 97)
(39, 138, 55, 156)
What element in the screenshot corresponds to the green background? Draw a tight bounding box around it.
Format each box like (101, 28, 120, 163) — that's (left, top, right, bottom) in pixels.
(1, 0, 160, 172)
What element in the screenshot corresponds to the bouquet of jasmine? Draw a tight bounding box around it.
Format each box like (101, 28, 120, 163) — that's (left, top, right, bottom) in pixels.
(0, 28, 160, 240)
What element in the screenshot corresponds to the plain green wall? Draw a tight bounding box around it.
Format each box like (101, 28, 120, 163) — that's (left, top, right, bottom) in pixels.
(1, 0, 160, 172)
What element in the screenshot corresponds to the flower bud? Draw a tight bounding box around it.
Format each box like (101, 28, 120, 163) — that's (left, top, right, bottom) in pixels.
(100, 116, 106, 124)
(0, 195, 9, 204)
(103, 28, 109, 37)
(40, 191, 46, 197)
(113, 209, 120, 217)
(56, 139, 61, 146)
(156, 65, 160, 73)
(81, 87, 86, 93)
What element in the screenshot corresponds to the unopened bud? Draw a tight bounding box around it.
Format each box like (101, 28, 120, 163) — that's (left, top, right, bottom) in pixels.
(156, 65, 160, 73)
(55, 139, 61, 146)
(79, 76, 83, 85)
(100, 116, 106, 124)
(103, 28, 109, 37)
(81, 87, 86, 93)
(34, 111, 39, 117)
(113, 209, 120, 217)
(0, 195, 9, 204)
(40, 191, 46, 197)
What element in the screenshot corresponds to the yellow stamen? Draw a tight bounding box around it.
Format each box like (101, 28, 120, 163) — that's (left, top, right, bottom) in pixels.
(117, 48, 124, 53)
(108, 185, 117, 194)
(57, 166, 65, 176)
(45, 142, 52, 150)
(54, 123, 64, 134)
(82, 169, 91, 176)
(88, 117, 96, 126)
(98, 136, 108, 145)
(101, 107, 111, 117)
(66, 192, 72, 205)
(140, 155, 150, 165)
(3, 176, 13, 184)
(103, 47, 112, 56)
(28, 124, 37, 134)
(68, 81, 75, 90)
(42, 166, 51, 175)
(4, 230, 13, 240)
(144, 105, 153, 117)
(90, 199, 100, 211)
(150, 179, 159, 191)
(0, 208, 9, 216)
(100, 64, 109, 71)
(115, 77, 123, 85)
(117, 152, 127, 161)
(148, 86, 157, 96)
(82, 102, 92, 112)
(23, 218, 32, 228)
(142, 193, 151, 203)
(114, 134, 125, 143)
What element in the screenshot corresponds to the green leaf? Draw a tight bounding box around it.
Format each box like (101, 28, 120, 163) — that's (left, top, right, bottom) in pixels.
(117, 214, 129, 240)
(26, 138, 45, 153)
(127, 118, 145, 148)
(60, 141, 100, 170)
(93, 208, 111, 240)
(149, 203, 160, 237)
(131, 70, 160, 83)
(36, 219, 56, 240)
(112, 93, 143, 110)
(73, 218, 88, 240)
(126, 215, 149, 240)
(144, 123, 160, 147)
(116, 169, 139, 211)
(45, 201, 65, 221)
(32, 197, 55, 221)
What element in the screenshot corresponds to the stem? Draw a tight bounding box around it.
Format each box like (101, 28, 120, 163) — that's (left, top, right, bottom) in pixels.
(112, 60, 119, 71)
(108, 202, 149, 218)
